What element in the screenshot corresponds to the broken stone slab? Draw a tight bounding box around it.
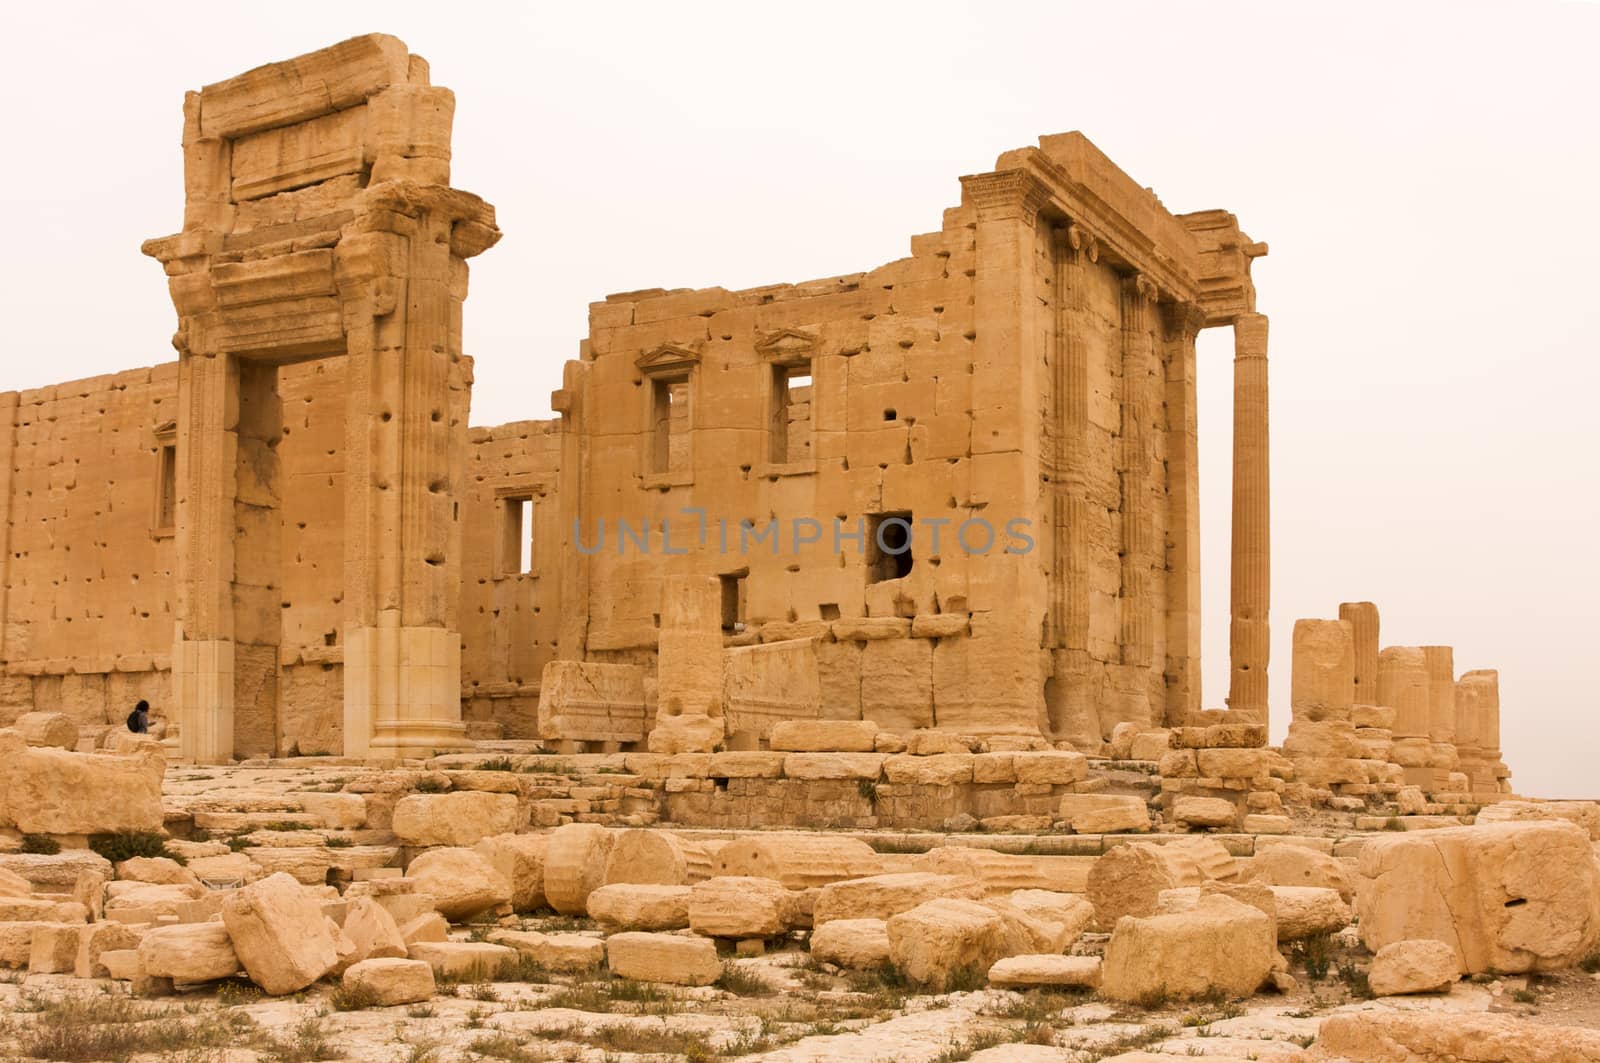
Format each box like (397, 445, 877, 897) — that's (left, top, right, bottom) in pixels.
(1100, 894, 1276, 1002)
(809, 918, 890, 969)
(1172, 795, 1239, 828)
(406, 940, 517, 980)
(27, 923, 85, 974)
(586, 883, 691, 931)
(222, 871, 340, 995)
(136, 922, 240, 983)
(1355, 820, 1600, 973)
(405, 847, 512, 921)
(488, 929, 604, 972)
(472, 832, 548, 911)
(813, 872, 986, 925)
(886, 898, 1011, 991)
(343, 956, 435, 1006)
(1310, 1011, 1600, 1062)
(688, 876, 797, 939)
(987, 954, 1101, 988)
(14, 712, 79, 749)
(75, 921, 144, 978)
(601, 828, 714, 886)
(1367, 939, 1462, 996)
(604, 931, 721, 986)
(1242, 845, 1355, 902)
(391, 791, 521, 847)
(0, 731, 164, 834)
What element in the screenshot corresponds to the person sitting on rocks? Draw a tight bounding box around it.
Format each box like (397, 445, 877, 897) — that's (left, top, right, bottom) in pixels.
(126, 699, 151, 734)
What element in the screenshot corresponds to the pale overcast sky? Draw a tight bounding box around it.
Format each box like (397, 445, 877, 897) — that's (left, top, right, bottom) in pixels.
(2, 0, 1596, 795)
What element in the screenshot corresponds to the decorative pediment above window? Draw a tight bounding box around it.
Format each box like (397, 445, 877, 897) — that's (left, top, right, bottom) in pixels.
(154, 420, 178, 444)
(755, 328, 818, 366)
(636, 343, 700, 377)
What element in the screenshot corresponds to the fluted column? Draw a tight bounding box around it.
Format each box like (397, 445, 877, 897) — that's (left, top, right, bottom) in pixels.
(1162, 303, 1205, 722)
(1421, 645, 1460, 774)
(1228, 313, 1270, 724)
(1339, 601, 1380, 706)
(1118, 273, 1159, 672)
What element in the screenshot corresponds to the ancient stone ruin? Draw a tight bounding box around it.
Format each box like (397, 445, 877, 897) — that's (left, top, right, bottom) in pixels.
(0, 33, 1588, 1063)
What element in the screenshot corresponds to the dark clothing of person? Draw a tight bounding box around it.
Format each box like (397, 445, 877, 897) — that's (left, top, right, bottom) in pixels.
(127, 709, 149, 734)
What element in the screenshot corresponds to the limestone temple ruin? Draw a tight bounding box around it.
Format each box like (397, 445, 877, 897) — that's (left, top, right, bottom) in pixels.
(0, 33, 1509, 817)
(0, 34, 1589, 1062)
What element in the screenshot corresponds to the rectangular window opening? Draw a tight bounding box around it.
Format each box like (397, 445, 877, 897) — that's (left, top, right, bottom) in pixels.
(866, 511, 914, 584)
(500, 495, 534, 576)
(650, 376, 690, 474)
(155, 442, 177, 534)
(771, 362, 813, 465)
(720, 572, 747, 634)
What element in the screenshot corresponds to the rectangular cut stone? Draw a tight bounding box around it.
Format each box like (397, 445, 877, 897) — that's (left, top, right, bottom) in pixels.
(770, 720, 879, 752)
(723, 638, 821, 740)
(782, 753, 886, 780)
(536, 661, 647, 744)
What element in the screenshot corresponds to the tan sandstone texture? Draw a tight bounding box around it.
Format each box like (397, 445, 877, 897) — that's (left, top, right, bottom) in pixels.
(1356, 821, 1600, 973)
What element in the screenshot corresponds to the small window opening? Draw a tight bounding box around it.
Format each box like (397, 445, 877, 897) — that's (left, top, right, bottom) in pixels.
(501, 496, 534, 575)
(867, 511, 914, 583)
(720, 572, 747, 634)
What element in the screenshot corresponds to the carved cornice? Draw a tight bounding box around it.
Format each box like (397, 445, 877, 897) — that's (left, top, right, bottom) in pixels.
(754, 328, 817, 365)
(961, 170, 1053, 227)
(1159, 300, 1208, 342)
(636, 343, 700, 376)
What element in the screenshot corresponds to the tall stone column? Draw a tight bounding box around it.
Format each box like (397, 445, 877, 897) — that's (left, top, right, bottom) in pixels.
(171, 352, 240, 764)
(1161, 303, 1205, 722)
(1458, 668, 1509, 793)
(648, 575, 725, 753)
(1421, 645, 1460, 775)
(1378, 646, 1431, 771)
(957, 170, 1051, 737)
(1338, 602, 1380, 706)
(1048, 222, 1099, 749)
(1118, 274, 1159, 672)
(1228, 314, 1271, 723)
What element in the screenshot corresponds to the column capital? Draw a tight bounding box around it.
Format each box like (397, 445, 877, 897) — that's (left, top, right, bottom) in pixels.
(1233, 312, 1269, 359)
(1160, 300, 1207, 342)
(1121, 271, 1160, 305)
(1063, 221, 1100, 263)
(962, 170, 1052, 227)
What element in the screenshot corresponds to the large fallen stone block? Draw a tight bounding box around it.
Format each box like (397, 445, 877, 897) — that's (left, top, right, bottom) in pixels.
(405, 847, 512, 921)
(887, 898, 1010, 991)
(988, 954, 1101, 989)
(809, 918, 890, 969)
(586, 883, 692, 931)
(14, 712, 79, 749)
(1368, 939, 1462, 996)
(1086, 838, 1236, 929)
(391, 791, 521, 847)
(813, 872, 986, 925)
(28, 923, 85, 974)
(0, 730, 164, 834)
(1476, 800, 1600, 840)
(116, 856, 200, 887)
(75, 921, 143, 978)
(605, 931, 721, 985)
(1308, 1011, 1600, 1062)
(601, 829, 713, 886)
(136, 922, 240, 983)
(543, 823, 615, 915)
(406, 940, 517, 980)
(689, 876, 797, 938)
(472, 832, 547, 911)
(713, 833, 881, 889)
(0, 866, 32, 897)
(296, 792, 368, 829)
(1100, 894, 1276, 1002)
(1355, 821, 1600, 973)
(0, 851, 114, 892)
(340, 896, 407, 969)
(1001, 890, 1095, 946)
(343, 957, 435, 1006)
(1243, 845, 1356, 902)
(222, 871, 340, 995)
(1058, 794, 1150, 834)
(1268, 885, 1351, 941)
(488, 929, 604, 972)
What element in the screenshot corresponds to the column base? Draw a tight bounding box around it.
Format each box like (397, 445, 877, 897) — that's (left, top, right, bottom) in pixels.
(344, 621, 467, 759)
(172, 636, 235, 765)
